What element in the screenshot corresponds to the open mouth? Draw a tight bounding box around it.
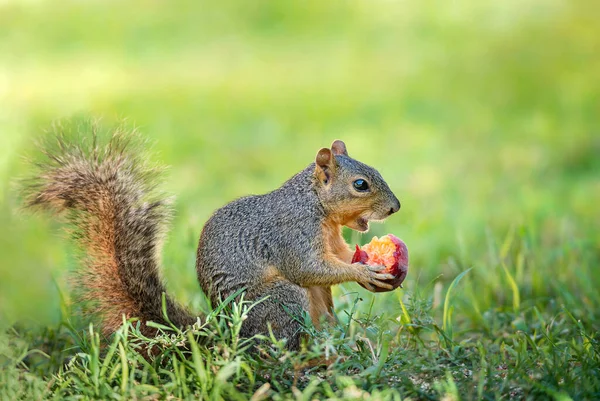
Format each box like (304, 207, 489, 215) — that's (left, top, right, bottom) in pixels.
(355, 217, 369, 232)
(352, 211, 392, 232)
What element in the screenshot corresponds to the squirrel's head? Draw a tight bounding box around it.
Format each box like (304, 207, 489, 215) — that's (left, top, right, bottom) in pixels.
(313, 140, 400, 232)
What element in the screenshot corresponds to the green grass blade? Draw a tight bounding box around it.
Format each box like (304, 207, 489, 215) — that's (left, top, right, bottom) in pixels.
(442, 268, 473, 340)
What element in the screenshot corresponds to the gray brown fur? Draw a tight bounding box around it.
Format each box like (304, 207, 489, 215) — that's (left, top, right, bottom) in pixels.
(24, 123, 401, 350)
(197, 143, 401, 350)
(23, 122, 195, 337)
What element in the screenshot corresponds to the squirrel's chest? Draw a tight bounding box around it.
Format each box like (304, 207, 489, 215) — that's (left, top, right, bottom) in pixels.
(321, 219, 353, 263)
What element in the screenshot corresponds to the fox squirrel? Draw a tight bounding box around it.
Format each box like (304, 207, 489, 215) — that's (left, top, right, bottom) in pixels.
(24, 123, 402, 351)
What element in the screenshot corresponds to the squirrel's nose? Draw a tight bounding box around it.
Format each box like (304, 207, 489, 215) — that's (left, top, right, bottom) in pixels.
(388, 197, 401, 215)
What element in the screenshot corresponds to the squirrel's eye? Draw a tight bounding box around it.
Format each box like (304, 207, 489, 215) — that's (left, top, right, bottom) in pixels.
(353, 179, 369, 192)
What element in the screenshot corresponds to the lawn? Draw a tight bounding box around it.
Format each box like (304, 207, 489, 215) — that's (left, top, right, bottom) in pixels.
(0, 0, 599, 399)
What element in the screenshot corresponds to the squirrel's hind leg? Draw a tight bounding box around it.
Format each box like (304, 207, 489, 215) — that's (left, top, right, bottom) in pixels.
(242, 281, 309, 351)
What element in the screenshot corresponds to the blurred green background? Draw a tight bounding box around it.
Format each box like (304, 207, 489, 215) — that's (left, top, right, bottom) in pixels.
(0, 0, 598, 331)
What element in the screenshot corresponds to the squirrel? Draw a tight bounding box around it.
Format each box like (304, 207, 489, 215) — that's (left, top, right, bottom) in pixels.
(23, 123, 402, 351)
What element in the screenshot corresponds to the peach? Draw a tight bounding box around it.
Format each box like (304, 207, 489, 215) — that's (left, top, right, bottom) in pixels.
(352, 234, 408, 291)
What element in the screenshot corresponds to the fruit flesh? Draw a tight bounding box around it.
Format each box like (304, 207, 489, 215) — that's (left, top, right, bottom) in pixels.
(352, 234, 409, 291)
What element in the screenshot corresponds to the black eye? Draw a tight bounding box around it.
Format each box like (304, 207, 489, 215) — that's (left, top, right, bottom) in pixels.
(353, 179, 369, 192)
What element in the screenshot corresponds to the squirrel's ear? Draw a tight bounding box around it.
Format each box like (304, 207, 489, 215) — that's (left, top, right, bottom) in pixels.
(331, 140, 348, 156)
(315, 148, 335, 184)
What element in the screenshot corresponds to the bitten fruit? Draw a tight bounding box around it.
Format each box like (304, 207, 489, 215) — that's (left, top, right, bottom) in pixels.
(352, 234, 409, 291)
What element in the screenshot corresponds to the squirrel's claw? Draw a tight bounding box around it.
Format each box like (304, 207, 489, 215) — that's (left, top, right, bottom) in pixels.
(366, 264, 388, 273)
(369, 279, 394, 290)
(359, 264, 397, 291)
(374, 273, 396, 280)
(363, 280, 393, 291)
(364, 282, 377, 292)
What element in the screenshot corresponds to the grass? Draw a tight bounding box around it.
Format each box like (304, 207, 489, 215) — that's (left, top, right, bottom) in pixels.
(1, 0, 599, 399)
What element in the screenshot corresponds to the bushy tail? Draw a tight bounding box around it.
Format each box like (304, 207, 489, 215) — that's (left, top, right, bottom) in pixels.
(22, 120, 196, 337)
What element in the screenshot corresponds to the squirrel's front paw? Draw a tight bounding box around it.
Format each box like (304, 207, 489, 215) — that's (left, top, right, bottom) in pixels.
(354, 263, 396, 292)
